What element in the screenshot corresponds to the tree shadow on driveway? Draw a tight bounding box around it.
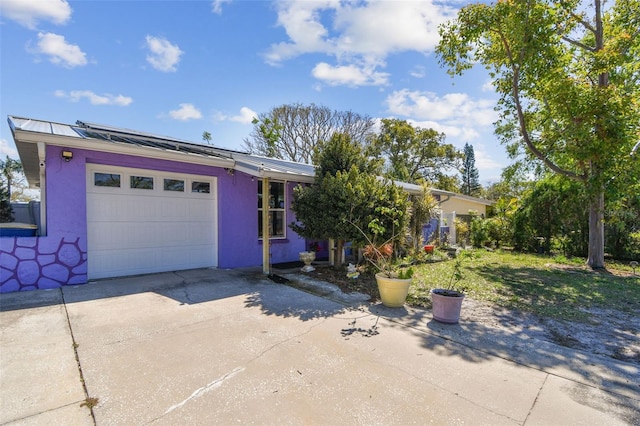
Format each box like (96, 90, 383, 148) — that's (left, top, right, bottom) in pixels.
(243, 279, 350, 322)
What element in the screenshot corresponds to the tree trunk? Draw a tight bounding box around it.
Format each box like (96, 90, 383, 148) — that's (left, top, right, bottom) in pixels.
(334, 239, 345, 267)
(587, 190, 605, 269)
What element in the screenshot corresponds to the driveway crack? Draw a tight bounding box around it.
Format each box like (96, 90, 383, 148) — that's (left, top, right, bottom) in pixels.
(524, 373, 548, 424)
(60, 288, 97, 425)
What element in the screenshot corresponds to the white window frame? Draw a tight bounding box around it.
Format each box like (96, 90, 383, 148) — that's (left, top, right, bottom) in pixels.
(258, 179, 286, 240)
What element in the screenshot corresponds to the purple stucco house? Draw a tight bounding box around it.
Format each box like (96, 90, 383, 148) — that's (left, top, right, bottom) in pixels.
(2, 116, 494, 294)
(1, 116, 320, 293)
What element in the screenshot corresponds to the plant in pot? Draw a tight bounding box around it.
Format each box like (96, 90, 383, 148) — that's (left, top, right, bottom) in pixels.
(363, 242, 415, 308)
(349, 220, 414, 308)
(431, 257, 465, 323)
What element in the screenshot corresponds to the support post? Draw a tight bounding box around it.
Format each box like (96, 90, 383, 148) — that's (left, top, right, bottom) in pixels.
(262, 177, 270, 275)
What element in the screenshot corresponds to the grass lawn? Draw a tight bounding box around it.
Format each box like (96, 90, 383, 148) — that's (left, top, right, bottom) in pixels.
(406, 249, 640, 322)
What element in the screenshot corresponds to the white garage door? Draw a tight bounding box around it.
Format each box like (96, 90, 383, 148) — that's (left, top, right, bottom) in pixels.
(86, 165, 217, 279)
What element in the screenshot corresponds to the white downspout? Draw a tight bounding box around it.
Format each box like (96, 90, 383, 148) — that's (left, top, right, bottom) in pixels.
(37, 142, 47, 236)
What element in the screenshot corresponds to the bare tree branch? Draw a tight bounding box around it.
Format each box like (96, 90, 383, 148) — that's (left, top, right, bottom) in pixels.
(561, 35, 595, 52)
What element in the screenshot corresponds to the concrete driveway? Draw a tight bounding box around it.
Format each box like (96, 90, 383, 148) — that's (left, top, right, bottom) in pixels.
(1, 268, 638, 425)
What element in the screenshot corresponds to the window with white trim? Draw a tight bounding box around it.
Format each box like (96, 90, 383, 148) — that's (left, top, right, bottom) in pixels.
(258, 180, 285, 239)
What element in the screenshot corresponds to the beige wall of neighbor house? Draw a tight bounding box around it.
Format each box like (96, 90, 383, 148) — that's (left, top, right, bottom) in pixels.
(440, 196, 490, 217)
(399, 182, 493, 219)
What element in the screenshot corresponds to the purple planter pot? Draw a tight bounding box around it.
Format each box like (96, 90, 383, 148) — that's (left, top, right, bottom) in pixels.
(431, 289, 464, 324)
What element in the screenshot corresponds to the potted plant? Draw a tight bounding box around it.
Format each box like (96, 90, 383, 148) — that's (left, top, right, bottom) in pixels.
(431, 257, 465, 323)
(361, 241, 414, 308)
(348, 220, 414, 308)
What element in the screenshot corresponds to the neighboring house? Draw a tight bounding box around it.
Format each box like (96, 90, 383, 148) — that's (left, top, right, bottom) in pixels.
(399, 182, 493, 218)
(1, 116, 492, 293)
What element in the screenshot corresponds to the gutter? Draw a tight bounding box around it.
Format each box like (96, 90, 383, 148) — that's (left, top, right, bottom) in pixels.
(12, 129, 236, 169)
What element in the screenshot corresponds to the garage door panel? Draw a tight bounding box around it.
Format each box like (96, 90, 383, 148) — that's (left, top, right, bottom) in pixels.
(188, 224, 215, 245)
(189, 199, 215, 220)
(90, 195, 162, 223)
(161, 223, 191, 244)
(161, 199, 188, 220)
(87, 166, 217, 279)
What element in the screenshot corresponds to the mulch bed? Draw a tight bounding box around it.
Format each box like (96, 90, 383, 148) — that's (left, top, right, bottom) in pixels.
(306, 264, 380, 300)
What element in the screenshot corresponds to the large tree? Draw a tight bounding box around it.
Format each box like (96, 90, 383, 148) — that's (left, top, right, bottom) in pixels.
(437, 0, 640, 269)
(290, 133, 410, 266)
(369, 118, 461, 184)
(460, 143, 481, 196)
(243, 103, 375, 164)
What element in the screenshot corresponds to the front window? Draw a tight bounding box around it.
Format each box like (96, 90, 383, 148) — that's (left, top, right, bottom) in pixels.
(258, 180, 285, 238)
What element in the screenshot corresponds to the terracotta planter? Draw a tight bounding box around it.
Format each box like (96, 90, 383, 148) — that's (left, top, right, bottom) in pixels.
(431, 289, 464, 324)
(424, 244, 434, 254)
(375, 273, 411, 308)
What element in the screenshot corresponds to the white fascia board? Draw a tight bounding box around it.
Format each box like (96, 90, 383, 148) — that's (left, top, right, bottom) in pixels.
(13, 129, 236, 168)
(233, 163, 315, 183)
(261, 169, 315, 183)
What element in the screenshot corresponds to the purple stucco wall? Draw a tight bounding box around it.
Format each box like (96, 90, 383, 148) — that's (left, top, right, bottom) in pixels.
(0, 143, 307, 293)
(1, 146, 89, 292)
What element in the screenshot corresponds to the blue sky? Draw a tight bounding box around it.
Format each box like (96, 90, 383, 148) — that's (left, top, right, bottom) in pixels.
(0, 0, 506, 183)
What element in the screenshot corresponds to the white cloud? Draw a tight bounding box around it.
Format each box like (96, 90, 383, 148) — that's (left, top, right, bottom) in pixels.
(0, 138, 19, 158)
(311, 62, 389, 87)
(264, 1, 456, 86)
(409, 66, 426, 79)
(168, 103, 202, 121)
(331, 1, 453, 57)
(214, 107, 257, 124)
(34, 32, 87, 68)
(264, 1, 332, 65)
(55, 90, 133, 106)
(145, 35, 183, 72)
(473, 143, 504, 171)
(0, 0, 71, 29)
(211, 0, 231, 14)
(481, 79, 495, 92)
(408, 119, 480, 141)
(386, 89, 497, 128)
(230, 107, 257, 124)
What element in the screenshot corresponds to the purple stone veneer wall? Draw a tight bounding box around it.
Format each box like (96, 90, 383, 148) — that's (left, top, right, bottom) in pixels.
(0, 236, 87, 292)
(0, 144, 306, 293)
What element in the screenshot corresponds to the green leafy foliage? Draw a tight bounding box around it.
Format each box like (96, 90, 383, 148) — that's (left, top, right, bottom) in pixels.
(0, 180, 13, 223)
(397, 267, 414, 280)
(408, 184, 439, 251)
(290, 133, 410, 267)
(369, 118, 461, 184)
(513, 175, 588, 255)
(470, 215, 489, 248)
(437, 0, 640, 268)
(0, 156, 22, 222)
